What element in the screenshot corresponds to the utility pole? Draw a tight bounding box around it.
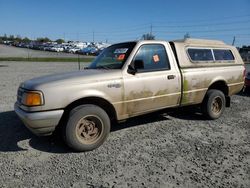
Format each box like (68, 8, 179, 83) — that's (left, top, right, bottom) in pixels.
(150, 24, 153, 36)
(77, 32, 79, 41)
(232, 36, 236, 46)
(92, 31, 95, 43)
(78, 53, 80, 70)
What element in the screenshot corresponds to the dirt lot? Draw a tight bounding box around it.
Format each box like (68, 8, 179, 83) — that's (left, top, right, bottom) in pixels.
(0, 61, 249, 188)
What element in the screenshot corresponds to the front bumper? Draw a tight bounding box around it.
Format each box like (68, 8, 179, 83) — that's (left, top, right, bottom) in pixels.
(14, 103, 64, 136)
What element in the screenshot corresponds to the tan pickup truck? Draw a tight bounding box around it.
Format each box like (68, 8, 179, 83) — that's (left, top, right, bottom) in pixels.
(15, 38, 245, 151)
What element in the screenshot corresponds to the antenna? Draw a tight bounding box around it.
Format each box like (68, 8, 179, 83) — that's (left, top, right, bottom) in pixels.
(232, 36, 236, 46)
(150, 24, 153, 36)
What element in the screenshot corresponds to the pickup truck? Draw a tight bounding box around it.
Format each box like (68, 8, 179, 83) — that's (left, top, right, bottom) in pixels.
(15, 38, 245, 151)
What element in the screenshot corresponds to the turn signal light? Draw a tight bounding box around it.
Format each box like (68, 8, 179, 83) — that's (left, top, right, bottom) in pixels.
(22, 92, 43, 106)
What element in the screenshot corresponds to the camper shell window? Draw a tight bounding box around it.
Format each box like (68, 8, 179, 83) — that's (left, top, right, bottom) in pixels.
(187, 48, 235, 62)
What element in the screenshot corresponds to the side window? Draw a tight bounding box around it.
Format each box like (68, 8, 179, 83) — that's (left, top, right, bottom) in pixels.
(213, 49, 234, 61)
(133, 44, 170, 72)
(187, 48, 213, 61)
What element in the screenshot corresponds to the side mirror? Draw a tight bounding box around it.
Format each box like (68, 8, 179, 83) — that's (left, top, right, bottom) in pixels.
(127, 64, 136, 75)
(127, 60, 144, 75)
(134, 59, 144, 70)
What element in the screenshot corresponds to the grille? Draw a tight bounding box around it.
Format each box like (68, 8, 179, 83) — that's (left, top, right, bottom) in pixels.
(17, 87, 24, 104)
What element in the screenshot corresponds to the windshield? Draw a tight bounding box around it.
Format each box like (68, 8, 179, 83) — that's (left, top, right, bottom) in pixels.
(88, 42, 136, 69)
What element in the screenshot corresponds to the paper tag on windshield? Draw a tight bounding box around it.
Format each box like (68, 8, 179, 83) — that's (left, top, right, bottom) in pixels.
(117, 54, 125, 60)
(114, 48, 128, 54)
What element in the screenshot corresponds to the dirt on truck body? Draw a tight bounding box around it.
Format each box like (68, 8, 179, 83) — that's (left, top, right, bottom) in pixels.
(15, 38, 245, 151)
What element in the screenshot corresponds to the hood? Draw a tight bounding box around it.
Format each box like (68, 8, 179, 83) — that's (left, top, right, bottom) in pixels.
(21, 69, 122, 90)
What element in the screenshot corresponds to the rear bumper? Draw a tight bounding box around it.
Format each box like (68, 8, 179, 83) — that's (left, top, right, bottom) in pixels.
(14, 103, 64, 136)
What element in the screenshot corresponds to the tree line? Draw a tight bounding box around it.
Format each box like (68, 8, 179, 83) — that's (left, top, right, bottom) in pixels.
(0, 33, 157, 45)
(0, 34, 65, 44)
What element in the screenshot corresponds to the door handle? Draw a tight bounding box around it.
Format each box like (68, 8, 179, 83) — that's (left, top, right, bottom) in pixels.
(167, 75, 175, 80)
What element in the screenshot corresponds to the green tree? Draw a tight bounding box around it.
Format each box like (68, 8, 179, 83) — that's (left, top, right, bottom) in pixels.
(22, 37, 31, 43)
(55, 38, 65, 44)
(141, 33, 155, 40)
(15, 35, 22, 43)
(36, 37, 51, 43)
(9, 35, 15, 41)
(2, 34, 7, 41)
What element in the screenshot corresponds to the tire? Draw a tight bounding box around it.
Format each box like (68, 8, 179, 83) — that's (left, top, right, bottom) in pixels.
(201, 89, 226, 120)
(64, 104, 110, 151)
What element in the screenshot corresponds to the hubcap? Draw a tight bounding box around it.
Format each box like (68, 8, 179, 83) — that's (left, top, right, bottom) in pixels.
(76, 115, 103, 144)
(211, 97, 223, 114)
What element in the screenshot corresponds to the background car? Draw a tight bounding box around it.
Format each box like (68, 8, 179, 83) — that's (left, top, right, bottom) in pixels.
(50, 45, 64, 52)
(80, 46, 98, 55)
(67, 47, 81, 53)
(244, 71, 250, 91)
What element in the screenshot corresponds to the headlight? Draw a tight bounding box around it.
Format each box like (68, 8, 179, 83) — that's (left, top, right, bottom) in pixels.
(21, 90, 44, 106)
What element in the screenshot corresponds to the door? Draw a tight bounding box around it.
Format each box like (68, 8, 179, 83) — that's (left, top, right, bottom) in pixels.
(122, 43, 181, 117)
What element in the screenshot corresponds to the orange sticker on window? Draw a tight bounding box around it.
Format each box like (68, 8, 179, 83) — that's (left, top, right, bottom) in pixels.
(118, 54, 125, 60)
(153, 55, 160, 63)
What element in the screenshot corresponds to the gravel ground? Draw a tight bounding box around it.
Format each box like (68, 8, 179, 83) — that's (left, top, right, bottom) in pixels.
(0, 44, 88, 58)
(0, 61, 249, 188)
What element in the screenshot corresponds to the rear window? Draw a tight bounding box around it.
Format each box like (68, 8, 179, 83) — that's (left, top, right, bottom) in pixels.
(213, 49, 234, 60)
(187, 48, 213, 61)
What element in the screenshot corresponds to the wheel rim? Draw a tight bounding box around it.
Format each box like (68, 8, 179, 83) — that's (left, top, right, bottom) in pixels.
(75, 115, 103, 145)
(211, 96, 223, 114)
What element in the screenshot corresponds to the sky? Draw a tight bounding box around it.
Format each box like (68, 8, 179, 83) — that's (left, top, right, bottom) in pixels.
(0, 0, 249, 46)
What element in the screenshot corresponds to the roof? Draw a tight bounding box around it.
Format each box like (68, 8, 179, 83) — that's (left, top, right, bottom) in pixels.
(172, 38, 226, 45)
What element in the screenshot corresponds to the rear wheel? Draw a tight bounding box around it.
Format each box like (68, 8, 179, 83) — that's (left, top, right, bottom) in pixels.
(201, 89, 226, 119)
(64, 104, 110, 151)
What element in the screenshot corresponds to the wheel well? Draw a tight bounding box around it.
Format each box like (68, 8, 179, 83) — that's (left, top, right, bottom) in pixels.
(208, 81, 229, 96)
(59, 97, 117, 127)
(207, 81, 230, 107)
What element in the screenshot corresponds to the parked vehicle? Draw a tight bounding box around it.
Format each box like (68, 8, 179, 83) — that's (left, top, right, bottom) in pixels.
(15, 39, 245, 151)
(67, 47, 81, 53)
(80, 46, 98, 55)
(50, 45, 64, 52)
(43, 45, 55, 51)
(93, 47, 105, 56)
(244, 70, 250, 91)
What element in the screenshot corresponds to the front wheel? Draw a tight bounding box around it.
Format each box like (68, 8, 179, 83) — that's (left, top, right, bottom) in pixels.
(64, 104, 110, 151)
(201, 89, 226, 119)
